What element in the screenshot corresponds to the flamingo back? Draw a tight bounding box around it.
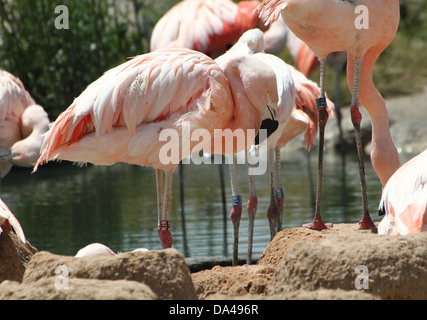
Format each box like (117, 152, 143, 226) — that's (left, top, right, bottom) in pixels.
(151, 0, 260, 57)
(35, 48, 232, 170)
(0, 70, 35, 122)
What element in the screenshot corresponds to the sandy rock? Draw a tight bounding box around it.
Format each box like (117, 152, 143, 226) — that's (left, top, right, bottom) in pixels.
(259, 227, 329, 267)
(23, 248, 197, 300)
(268, 227, 427, 299)
(192, 264, 275, 299)
(208, 289, 378, 300)
(0, 277, 156, 300)
(0, 232, 38, 283)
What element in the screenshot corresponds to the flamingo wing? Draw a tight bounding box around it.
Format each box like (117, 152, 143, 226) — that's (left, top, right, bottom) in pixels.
(379, 149, 427, 235)
(0, 198, 26, 243)
(151, 0, 259, 56)
(35, 48, 231, 169)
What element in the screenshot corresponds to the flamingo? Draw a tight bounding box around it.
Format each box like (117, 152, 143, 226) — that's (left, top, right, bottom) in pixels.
(34, 38, 283, 263)
(75, 243, 117, 257)
(378, 149, 427, 235)
(151, 0, 319, 75)
(245, 60, 334, 263)
(0, 70, 50, 190)
(151, 0, 264, 256)
(150, 0, 263, 59)
(0, 198, 26, 243)
(256, 0, 401, 230)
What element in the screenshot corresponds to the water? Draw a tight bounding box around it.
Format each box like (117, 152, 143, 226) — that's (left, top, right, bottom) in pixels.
(1, 149, 399, 259)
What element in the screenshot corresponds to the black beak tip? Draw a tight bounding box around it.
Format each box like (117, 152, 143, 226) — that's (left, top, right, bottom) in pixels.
(254, 119, 279, 145)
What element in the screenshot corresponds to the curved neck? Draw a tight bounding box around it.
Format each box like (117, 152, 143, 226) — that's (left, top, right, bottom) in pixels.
(347, 51, 400, 185)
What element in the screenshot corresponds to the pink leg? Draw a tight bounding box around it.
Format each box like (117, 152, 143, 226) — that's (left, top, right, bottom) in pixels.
(247, 178, 257, 264)
(267, 148, 278, 238)
(156, 169, 173, 249)
(228, 155, 241, 266)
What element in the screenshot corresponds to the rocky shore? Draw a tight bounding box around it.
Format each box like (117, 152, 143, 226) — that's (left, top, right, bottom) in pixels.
(1, 223, 426, 300)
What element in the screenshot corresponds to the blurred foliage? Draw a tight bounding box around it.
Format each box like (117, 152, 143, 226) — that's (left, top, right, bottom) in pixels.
(0, 0, 179, 118)
(0, 0, 426, 120)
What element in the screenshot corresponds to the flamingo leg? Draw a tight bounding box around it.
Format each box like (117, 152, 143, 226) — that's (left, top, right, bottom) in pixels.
(267, 147, 279, 238)
(334, 65, 346, 155)
(303, 58, 333, 231)
(246, 148, 258, 265)
(156, 169, 173, 249)
(178, 163, 190, 256)
(228, 154, 242, 266)
(275, 148, 284, 233)
(349, 58, 376, 230)
(218, 160, 228, 257)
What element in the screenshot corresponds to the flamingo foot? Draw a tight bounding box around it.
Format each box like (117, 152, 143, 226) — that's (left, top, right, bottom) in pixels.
(158, 220, 173, 249)
(358, 214, 377, 231)
(303, 217, 333, 231)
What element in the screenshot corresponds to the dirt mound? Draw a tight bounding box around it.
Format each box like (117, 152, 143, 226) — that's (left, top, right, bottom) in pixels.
(192, 224, 427, 300)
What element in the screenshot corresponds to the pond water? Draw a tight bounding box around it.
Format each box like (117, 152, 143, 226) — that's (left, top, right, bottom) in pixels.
(2, 148, 407, 259)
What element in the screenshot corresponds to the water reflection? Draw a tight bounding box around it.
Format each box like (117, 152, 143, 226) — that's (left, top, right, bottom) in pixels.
(1, 149, 402, 258)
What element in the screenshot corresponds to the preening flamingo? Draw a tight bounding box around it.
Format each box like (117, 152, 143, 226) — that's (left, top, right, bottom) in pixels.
(257, 0, 401, 230)
(34, 43, 282, 258)
(0, 70, 50, 190)
(378, 149, 427, 235)
(245, 59, 334, 263)
(0, 198, 26, 243)
(151, 0, 264, 257)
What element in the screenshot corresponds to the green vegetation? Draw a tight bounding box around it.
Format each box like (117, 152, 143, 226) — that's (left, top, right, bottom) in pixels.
(0, 0, 179, 117)
(0, 0, 426, 119)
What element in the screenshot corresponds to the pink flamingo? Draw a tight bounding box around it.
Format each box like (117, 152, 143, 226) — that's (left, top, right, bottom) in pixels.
(257, 0, 401, 230)
(237, 32, 334, 263)
(0, 198, 26, 243)
(0, 70, 50, 189)
(75, 243, 116, 257)
(34, 41, 283, 263)
(268, 64, 334, 234)
(151, 0, 262, 59)
(378, 149, 427, 235)
(151, 0, 319, 75)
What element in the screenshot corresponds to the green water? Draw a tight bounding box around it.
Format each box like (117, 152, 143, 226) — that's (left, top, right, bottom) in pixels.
(1, 149, 393, 259)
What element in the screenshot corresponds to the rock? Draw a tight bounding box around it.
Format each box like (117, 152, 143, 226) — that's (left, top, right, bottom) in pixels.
(0, 278, 156, 300)
(207, 289, 378, 300)
(259, 227, 329, 267)
(268, 227, 427, 300)
(192, 264, 275, 299)
(23, 248, 197, 300)
(0, 231, 38, 283)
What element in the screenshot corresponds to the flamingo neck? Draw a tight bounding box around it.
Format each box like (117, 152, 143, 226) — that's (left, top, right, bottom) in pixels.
(347, 52, 400, 186)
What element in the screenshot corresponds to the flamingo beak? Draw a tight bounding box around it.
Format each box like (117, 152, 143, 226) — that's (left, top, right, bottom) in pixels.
(254, 104, 279, 145)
